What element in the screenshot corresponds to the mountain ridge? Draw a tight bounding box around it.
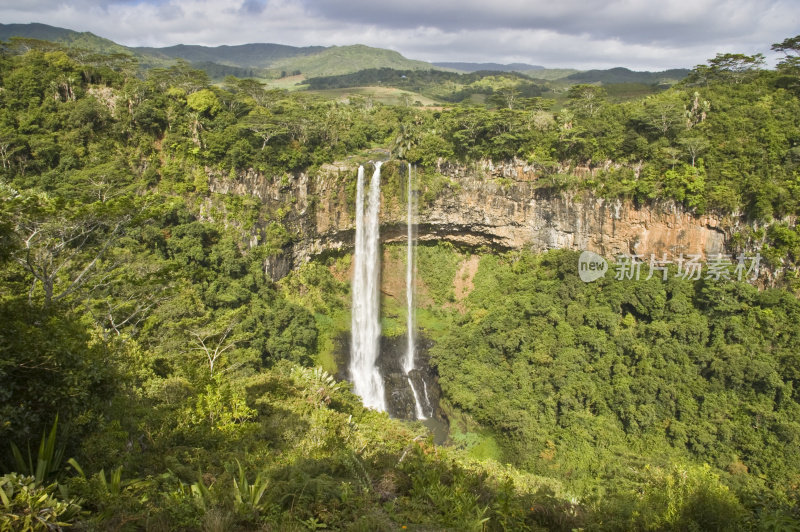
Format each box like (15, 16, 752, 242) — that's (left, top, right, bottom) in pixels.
(0, 22, 439, 78)
(132, 42, 326, 69)
(433, 61, 545, 72)
(566, 66, 690, 84)
(0, 22, 689, 83)
(0, 22, 130, 54)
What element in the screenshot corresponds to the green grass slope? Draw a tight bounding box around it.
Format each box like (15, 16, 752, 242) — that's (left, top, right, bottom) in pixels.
(524, 67, 581, 80)
(273, 44, 442, 78)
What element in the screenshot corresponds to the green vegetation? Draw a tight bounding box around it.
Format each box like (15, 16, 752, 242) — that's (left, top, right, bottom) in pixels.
(564, 67, 689, 85)
(270, 45, 437, 79)
(0, 40, 569, 529)
(304, 67, 546, 104)
(525, 68, 581, 80)
(358, 54, 800, 232)
(0, 22, 130, 55)
(428, 247, 800, 523)
(306, 86, 440, 107)
(131, 42, 326, 70)
(1, 33, 800, 529)
(432, 62, 545, 73)
(417, 242, 462, 305)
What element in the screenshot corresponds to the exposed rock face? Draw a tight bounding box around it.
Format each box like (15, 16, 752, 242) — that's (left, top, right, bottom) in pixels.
(422, 160, 727, 258)
(207, 160, 730, 279)
(376, 334, 440, 421)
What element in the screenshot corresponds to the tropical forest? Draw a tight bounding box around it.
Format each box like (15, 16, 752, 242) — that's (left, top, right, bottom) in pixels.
(1, 23, 800, 531)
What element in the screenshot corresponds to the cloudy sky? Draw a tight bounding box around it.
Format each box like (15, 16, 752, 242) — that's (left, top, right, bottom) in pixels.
(0, 0, 798, 70)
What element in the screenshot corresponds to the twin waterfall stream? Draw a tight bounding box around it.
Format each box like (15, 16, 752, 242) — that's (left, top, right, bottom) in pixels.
(349, 162, 431, 420)
(349, 164, 385, 411)
(403, 164, 429, 420)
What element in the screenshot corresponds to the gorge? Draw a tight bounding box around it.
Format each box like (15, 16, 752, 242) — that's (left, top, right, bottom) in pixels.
(208, 157, 739, 425)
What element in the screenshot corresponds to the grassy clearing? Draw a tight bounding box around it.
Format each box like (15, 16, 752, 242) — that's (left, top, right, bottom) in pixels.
(260, 74, 307, 91)
(306, 85, 441, 106)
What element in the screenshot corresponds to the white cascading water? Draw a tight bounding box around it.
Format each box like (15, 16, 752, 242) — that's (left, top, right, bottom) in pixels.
(350, 163, 386, 411)
(404, 164, 427, 420)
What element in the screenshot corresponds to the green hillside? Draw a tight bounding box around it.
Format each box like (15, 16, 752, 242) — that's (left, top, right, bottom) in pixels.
(0, 23, 686, 86)
(132, 42, 326, 69)
(300, 66, 679, 106)
(433, 61, 545, 72)
(0, 23, 440, 80)
(566, 66, 690, 84)
(271, 44, 442, 78)
(525, 67, 581, 80)
(0, 22, 130, 55)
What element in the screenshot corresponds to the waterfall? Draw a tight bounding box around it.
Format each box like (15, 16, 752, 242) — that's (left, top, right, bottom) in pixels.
(404, 164, 427, 420)
(350, 163, 386, 411)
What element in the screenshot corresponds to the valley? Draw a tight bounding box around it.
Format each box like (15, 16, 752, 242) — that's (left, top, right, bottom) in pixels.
(0, 23, 799, 530)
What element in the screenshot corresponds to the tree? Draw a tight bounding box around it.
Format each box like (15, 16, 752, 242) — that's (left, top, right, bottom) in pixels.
(240, 107, 288, 149)
(9, 193, 129, 307)
(771, 35, 800, 58)
(86, 245, 174, 338)
(677, 136, 709, 167)
(642, 95, 684, 137)
(567, 84, 607, 118)
(684, 91, 710, 129)
(0, 127, 18, 172)
(706, 53, 765, 84)
(488, 86, 521, 110)
(0, 297, 112, 447)
(132, 99, 167, 134)
(189, 315, 240, 377)
(660, 146, 682, 169)
(519, 97, 555, 112)
(186, 88, 222, 118)
(0, 183, 18, 263)
(146, 60, 210, 93)
(390, 121, 418, 160)
(772, 35, 800, 93)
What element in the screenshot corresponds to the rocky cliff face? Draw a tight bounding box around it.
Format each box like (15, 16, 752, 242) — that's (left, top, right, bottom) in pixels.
(422, 160, 727, 256)
(208, 160, 730, 279)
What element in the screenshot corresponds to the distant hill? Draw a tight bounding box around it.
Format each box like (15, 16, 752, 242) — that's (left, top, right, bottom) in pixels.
(565, 67, 690, 84)
(434, 62, 544, 72)
(132, 42, 325, 69)
(0, 23, 441, 80)
(0, 23, 691, 85)
(304, 67, 546, 104)
(0, 22, 130, 55)
(448, 66, 686, 84)
(274, 45, 440, 78)
(524, 68, 581, 80)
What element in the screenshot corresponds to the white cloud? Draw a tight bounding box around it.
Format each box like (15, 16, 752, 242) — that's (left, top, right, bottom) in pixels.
(0, 0, 797, 69)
